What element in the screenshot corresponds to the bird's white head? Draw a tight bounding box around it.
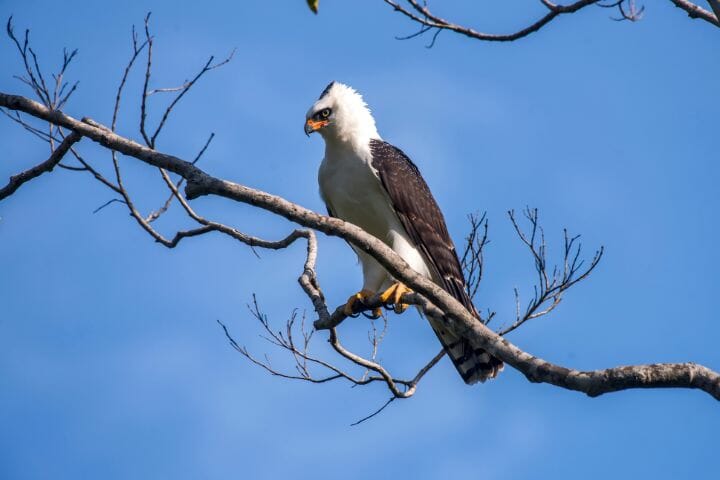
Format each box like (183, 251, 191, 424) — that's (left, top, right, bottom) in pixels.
(304, 81, 380, 147)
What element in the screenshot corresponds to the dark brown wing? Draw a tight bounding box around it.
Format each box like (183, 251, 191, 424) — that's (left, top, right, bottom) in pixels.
(369, 139, 474, 314)
(369, 139, 502, 383)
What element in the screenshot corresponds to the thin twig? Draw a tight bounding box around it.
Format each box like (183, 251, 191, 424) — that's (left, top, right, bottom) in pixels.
(147, 132, 214, 223)
(0, 131, 81, 200)
(498, 208, 603, 335)
(350, 397, 396, 426)
(92, 198, 127, 214)
(460, 212, 489, 305)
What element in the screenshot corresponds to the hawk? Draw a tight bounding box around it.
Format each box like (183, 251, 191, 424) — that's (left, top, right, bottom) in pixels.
(305, 81, 503, 384)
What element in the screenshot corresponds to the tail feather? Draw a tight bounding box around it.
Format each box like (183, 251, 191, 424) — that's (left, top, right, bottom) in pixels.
(429, 276, 503, 384)
(428, 315, 503, 384)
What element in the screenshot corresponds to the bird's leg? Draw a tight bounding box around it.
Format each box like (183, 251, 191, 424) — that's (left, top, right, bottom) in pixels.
(343, 289, 381, 318)
(379, 282, 412, 314)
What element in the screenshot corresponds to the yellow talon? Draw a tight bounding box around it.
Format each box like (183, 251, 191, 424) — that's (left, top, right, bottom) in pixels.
(379, 282, 412, 314)
(343, 289, 380, 317)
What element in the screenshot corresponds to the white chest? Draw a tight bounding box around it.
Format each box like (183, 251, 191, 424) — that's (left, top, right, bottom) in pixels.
(318, 145, 397, 241)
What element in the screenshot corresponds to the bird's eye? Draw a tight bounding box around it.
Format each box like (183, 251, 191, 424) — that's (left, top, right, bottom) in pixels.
(320, 108, 331, 118)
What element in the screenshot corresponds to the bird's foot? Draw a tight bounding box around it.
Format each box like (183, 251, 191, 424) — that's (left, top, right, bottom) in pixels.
(379, 282, 412, 314)
(343, 289, 381, 318)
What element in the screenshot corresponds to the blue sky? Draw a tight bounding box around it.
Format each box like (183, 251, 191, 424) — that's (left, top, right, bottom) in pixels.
(1, 1, 718, 479)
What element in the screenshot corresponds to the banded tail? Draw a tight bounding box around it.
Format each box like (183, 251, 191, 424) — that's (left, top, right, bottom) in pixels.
(430, 278, 503, 384)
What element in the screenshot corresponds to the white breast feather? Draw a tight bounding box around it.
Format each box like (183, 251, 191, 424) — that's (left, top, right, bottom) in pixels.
(319, 143, 431, 292)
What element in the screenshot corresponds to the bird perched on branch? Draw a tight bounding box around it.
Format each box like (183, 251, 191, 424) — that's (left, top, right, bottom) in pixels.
(304, 81, 503, 384)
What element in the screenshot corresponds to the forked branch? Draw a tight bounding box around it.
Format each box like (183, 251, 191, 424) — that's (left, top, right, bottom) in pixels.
(460, 212, 490, 310)
(498, 208, 603, 335)
(219, 294, 445, 401)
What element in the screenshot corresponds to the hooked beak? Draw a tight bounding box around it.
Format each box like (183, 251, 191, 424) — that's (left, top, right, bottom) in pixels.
(305, 118, 329, 136)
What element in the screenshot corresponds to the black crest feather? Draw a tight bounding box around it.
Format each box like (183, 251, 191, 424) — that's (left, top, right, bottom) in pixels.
(318, 81, 336, 100)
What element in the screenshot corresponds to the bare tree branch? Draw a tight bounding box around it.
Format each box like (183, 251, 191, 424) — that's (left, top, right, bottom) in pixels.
(670, 0, 720, 26)
(212, 224, 440, 404)
(0, 131, 81, 200)
(460, 212, 490, 311)
(611, 0, 645, 21)
(139, 13, 153, 146)
(64, 145, 122, 194)
(382, 0, 719, 46)
(219, 294, 440, 400)
(2, 7, 718, 407)
(147, 132, 214, 223)
(2, 90, 718, 401)
(6, 16, 80, 153)
(147, 52, 233, 148)
(1, 107, 59, 142)
(709, 0, 720, 20)
(383, 0, 602, 43)
(92, 198, 126, 214)
(136, 13, 234, 150)
(216, 240, 442, 416)
(67, 15, 236, 254)
(497, 208, 603, 336)
(350, 397, 396, 426)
